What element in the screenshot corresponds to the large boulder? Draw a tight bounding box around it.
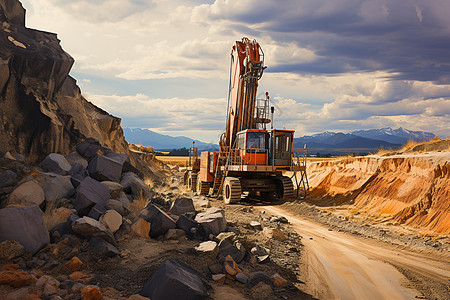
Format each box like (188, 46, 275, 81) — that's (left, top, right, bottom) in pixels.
(0, 170, 17, 189)
(76, 138, 104, 159)
(100, 210, 122, 233)
(70, 163, 89, 189)
(140, 204, 176, 238)
(194, 207, 227, 236)
(120, 172, 149, 197)
(87, 155, 123, 183)
(169, 197, 196, 216)
(0, 205, 50, 253)
(73, 177, 110, 216)
(6, 180, 45, 207)
(40, 153, 72, 175)
(72, 216, 115, 245)
(65, 151, 88, 168)
(140, 259, 208, 300)
(34, 172, 75, 202)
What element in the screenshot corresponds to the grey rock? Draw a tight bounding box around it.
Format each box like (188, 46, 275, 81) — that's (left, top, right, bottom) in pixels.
(120, 172, 149, 197)
(140, 204, 176, 238)
(104, 151, 129, 165)
(195, 241, 218, 259)
(65, 151, 88, 168)
(0, 170, 17, 189)
(72, 216, 115, 245)
(195, 207, 227, 236)
(0, 205, 50, 253)
(247, 272, 273, 288)
(76, 139, 103, 159)
(7, 180, 45, 207)
(87, 154, 123, 183)
(215, 232, 236, 243)
(88, 237, 119, 257)
(218, 240, 246, 263)
(140, 259, 208, 300)
(73, 177, 109, 216)
(70, 163, 89, 189)
(106, 199, 125, 215)
(35, 172, 75, 202)
(236, 273, 249, 284)
(101, 181, 123, 199)
(40, 153, 72, 175)
(87, 203, 107, 220)
(169, 197, 196, 216)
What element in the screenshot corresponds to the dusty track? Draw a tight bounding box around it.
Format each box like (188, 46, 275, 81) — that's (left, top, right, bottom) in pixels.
(260, 206, 450, 300)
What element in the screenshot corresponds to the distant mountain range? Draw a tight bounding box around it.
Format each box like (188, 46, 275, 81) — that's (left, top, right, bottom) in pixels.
(124, 127, 435, 155)
(123, 128, 218, 151)
(294, 127, 435, 155)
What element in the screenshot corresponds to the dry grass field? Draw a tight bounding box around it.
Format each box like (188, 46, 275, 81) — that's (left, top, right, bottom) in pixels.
(156, 156, 190, 166)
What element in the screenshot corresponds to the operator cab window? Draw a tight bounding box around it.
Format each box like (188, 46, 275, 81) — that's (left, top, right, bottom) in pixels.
(246, 132, 268, 153)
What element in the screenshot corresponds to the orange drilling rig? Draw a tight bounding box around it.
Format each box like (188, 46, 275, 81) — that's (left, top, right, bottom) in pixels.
(185, 37, 308, 203)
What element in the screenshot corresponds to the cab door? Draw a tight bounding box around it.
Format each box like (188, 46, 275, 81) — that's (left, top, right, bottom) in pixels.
(272, 130, 293, 166)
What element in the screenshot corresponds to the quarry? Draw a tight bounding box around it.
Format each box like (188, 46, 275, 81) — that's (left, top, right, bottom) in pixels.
(0, 1, 449, 300)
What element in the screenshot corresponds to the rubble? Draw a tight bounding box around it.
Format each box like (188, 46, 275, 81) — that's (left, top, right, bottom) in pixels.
(195, 207, 227, 236)
(140, 204, 176, 238)
(72, 216, 115, 245)
(40, 153, 72, 175)
(168, 197, 196, 216)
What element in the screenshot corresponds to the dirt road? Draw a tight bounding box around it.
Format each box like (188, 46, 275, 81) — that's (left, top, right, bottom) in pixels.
(261, 206, 450, 300)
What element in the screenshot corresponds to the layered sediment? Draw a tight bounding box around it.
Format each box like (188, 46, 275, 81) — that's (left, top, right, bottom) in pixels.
(307, 152, 450, 234)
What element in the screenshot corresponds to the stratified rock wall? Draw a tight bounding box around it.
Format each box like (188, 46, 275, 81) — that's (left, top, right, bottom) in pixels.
(307, 153, 450, 234)
(0, 0, 129, 163)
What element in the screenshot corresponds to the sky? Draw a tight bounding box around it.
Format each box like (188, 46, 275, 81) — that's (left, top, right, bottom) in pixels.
(22, 0, 450, 143)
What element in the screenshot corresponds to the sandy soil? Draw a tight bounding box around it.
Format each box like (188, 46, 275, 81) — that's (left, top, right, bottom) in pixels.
(259, 204, 450, 300)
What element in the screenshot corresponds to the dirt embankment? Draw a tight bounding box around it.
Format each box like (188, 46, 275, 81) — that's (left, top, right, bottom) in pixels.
(307, 152, 450, 235)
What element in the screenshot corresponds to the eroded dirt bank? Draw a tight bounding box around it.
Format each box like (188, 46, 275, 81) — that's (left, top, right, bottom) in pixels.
(305, 152, 450, 235)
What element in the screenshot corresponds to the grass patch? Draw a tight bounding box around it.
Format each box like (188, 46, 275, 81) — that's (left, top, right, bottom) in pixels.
(127, 191, 151, 217)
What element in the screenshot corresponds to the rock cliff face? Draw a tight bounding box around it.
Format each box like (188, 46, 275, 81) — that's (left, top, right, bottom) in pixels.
(0, 0, 129, 163)
(307, 153, 450, 234)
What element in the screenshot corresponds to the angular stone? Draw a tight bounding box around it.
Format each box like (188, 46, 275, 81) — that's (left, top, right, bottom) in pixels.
(106, 199, 125, 215)
(0, 268, 35, 287)
(35, 172, 75, 202)
(70, 163, 89, 189)
(195, 207, 227, 236)
(65, 151, 88, 168)
(88, 237, 119, 257)
(219, 240, 246, 263)
(0, 170, 17, 189)
(250, 221, 262, 230)
(140, 259, 207, 300)
(169, 197, 196, 216)
(0, 205, 49, 253)
(87, 203, 107, 220)
(40, 153, 72, 175)
(140, 204, 176, 238)
(120, 172, 149, 197)
(175, 214, 198, 233)
(131, 218, 150, 238)
(247, 272, 273, 288)
(224, 255, 241, 276)
(72, 216, 115, 245)
(212, 274, 226, 284)
(88, 154, 123, 183)
(104, 151, 129, 165)
(100, 210, 122, 233)
(7, 180, 45, 207)
(164, 228, 185, 240)
(76, 139, 103, 159)
(0, 240, 24, 261)
(49, 214, 78, 243)
(208, 263, 224, 275)
(73, 177, 110, 216)
(81, 285, 103, 300)
(101, 181, 123, 199)
(69, 271, 89, 282)
(65, 256, 83, 272)
(262, 227, 286, 241)
(215, 232, 236, 243)
(236, 272, 248, 284)
(195, 241, 218, 259)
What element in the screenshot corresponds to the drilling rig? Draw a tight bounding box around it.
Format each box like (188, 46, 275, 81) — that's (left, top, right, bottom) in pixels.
(185, 37, 308, 203)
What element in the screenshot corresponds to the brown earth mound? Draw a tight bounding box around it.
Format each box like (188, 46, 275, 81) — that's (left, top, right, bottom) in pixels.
(307, 152, 450, 234)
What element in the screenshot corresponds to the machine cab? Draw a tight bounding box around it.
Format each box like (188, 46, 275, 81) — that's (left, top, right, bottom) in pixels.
(236, 129, 269, 165)
(270, 129, 294, 167)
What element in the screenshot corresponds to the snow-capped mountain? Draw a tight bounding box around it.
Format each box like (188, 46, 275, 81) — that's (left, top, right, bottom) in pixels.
(351, 127, 435, 144)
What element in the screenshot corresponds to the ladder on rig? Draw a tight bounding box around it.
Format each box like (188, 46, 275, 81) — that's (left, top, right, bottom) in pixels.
(292, 144, 309, 199)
